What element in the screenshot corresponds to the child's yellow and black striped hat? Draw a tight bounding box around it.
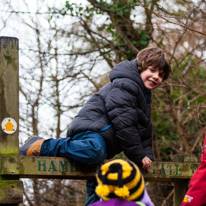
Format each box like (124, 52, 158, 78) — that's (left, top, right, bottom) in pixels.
(95, 159, 145, 201)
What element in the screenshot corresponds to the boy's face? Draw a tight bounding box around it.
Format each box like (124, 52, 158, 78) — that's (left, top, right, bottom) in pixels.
(140, 66, 164, 90)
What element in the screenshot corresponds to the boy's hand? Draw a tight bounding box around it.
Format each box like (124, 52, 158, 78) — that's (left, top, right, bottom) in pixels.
(142, 156, 152, 171)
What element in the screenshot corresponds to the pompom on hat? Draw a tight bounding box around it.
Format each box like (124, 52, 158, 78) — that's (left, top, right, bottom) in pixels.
(95, 159, 145, 201)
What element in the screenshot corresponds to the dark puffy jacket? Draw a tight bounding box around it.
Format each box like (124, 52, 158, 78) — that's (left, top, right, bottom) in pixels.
(66, 59, 154, 163)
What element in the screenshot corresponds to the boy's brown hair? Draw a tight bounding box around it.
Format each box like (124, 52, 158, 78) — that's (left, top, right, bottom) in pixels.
(136, 47, 171, 80)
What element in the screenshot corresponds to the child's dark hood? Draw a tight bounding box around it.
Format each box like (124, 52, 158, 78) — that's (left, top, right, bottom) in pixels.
(109, 59, 146, 94)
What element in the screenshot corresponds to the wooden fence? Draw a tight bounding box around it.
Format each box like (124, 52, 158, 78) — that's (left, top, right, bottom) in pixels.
(0, 36, 200, 206)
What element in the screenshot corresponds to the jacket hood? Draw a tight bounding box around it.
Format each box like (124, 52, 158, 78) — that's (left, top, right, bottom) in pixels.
(110, 59, 146, 94)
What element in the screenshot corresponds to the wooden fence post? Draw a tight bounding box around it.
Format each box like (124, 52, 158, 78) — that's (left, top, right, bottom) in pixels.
(0, 36, 23, 205)
(173, 154, 197, 206)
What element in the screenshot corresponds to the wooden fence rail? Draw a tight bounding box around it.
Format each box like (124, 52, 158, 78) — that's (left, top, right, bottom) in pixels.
(0, 36, 200, 206)
(0, 155, 199, 180)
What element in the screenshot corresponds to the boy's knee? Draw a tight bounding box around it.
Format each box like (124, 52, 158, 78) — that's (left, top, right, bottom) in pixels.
(96, 146, 106, 163)
(89, 142, 106, 164)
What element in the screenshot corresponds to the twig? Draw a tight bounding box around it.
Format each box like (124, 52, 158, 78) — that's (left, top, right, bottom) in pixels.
(161, 189, 174, 206)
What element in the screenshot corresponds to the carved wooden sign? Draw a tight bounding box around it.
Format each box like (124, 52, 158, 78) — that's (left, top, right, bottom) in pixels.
(0, 156, 200, 181)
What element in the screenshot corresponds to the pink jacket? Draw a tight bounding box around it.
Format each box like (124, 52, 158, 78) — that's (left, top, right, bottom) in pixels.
(181, 130, 206, 206)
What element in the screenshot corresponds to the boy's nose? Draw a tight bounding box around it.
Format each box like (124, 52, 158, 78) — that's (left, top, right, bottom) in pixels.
(153, 72, 159, 79)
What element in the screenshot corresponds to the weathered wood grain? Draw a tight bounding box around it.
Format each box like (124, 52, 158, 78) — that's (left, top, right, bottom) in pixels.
(0, 155, 200, 181)
(0, 180, 23, 204)
(0, 37, 19, 155)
